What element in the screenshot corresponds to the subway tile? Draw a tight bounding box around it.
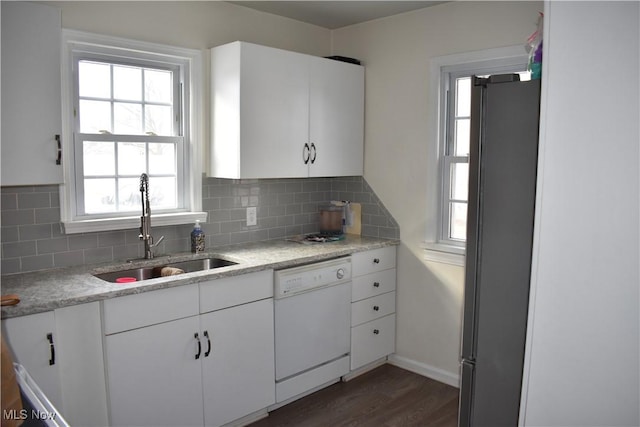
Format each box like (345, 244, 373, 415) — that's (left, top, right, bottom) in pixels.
(68, 234, 98, 250)
(37, 237, 69, 254)
(84, 247, 113, 264)
(98, 231, 126, 247)
(1, 176, 399, 274)
(1, 194, 17, 210)
(53, 251, 84, 268)
(21, 254, 54, 272)
(268, 227, 287, 239)
(2, 209, 35, 226)
(18, 192, 51, 209)
(1, 258, 21, 275)
(19, 224, 53, 241)
(1, 186, 34, 194)
(3, 241, 36, 258)
(35, 207, 60, 224)
(1, 227, 20, 243)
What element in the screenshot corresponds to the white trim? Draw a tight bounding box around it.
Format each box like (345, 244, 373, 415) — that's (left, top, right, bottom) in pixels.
(387, 354, 460, 388)
(422, 242, 465, 267)
(63, 211, 207, 234)
(425, 45, 529, 261)
(59, 30, 204, 233)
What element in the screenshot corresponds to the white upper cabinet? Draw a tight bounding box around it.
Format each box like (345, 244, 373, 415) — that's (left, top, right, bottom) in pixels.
(1, 2, 63, 185)
(210, 41, 364, 179)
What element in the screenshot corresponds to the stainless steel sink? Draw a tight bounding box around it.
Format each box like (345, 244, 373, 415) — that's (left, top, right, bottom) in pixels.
(166, 257, 237, 273)
(93, 257, 238, 283)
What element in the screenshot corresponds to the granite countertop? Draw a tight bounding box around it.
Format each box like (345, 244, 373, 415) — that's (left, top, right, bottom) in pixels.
(1, 236, 399, 319)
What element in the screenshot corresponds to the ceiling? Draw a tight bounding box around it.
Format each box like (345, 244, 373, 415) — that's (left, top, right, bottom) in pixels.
(227, 1, 446, 29)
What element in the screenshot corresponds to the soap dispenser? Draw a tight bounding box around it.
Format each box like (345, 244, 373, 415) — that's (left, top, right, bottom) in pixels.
(191, 220, 205, 253)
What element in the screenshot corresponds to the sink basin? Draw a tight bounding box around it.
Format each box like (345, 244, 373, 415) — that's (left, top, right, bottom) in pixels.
(166, 257, 237, 273)
(93, 257, 238, 283)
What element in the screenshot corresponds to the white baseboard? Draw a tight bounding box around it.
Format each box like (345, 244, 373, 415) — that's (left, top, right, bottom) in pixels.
(387, 354, 460, 388)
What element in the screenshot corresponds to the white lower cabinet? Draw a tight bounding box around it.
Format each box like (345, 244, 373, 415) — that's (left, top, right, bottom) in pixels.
(350, 247, 397, 371)
(2, 302, 109, 427)
(202, 298, 275, 426)
(103, 271, 275, 427)
(105, 315, 205, 426)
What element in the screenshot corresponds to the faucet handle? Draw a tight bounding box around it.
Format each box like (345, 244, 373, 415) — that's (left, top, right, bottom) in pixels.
(151, 235, 165, 248)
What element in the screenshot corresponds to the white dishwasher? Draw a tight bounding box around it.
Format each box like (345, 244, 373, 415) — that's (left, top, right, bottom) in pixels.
(274, 257, 352, 404)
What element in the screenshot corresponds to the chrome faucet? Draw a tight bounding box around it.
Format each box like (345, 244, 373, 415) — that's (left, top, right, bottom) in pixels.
(139, 173, 164, 259)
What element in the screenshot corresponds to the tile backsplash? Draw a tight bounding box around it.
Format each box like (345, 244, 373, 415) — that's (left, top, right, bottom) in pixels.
(1, 176, 398, 275)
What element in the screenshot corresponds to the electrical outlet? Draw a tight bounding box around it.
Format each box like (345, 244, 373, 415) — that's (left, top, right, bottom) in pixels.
(246, 206, 257, 226)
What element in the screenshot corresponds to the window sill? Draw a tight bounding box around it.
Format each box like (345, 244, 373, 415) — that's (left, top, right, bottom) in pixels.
(422, 242, 465, 267)
(62, 212, 208, 234)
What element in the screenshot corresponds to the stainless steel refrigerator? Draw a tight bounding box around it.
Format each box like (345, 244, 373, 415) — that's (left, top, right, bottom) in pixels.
(458, 75, 541, 427)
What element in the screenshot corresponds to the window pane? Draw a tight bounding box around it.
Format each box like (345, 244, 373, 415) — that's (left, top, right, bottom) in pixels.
(149, 176, 176, 209)
(114, 103, 142, 134)
(84, 178, 116, 213)
(114, 65, 142, 101)
(80, 100, 112, 133)
(145, 105, 173, 135)
(83, 141, 115, 176)
(450, 202, 467, 240)
(117, 177, 141, 210)
(79, 61, 111, 99)
(455, 118, 470, 156)
(118, 142, 146, 175)
(451, 163, 469, 201)
(145, 69, 172, 103)
(149, 143, 175, 174)
(455, 77, 471, 117)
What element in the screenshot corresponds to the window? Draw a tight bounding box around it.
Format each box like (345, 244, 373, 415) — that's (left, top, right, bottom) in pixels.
(61, 31, 205, 233)
(424, 46, 530, 265)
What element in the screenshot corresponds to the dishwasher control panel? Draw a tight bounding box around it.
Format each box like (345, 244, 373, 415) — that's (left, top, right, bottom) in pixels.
(274, 257, 351, 298)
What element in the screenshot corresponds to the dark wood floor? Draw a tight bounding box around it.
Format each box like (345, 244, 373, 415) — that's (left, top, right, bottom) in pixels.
(250, 364, 459, 427)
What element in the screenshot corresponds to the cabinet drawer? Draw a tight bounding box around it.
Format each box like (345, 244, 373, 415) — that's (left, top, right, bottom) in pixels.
(103, 284, 199, 335)
(350, 314, 396, 370)
(351, 291, 396, 327)
(352, 246, 396, 276)
(352, 268, 396, 302)
(200, 270, 273, 314)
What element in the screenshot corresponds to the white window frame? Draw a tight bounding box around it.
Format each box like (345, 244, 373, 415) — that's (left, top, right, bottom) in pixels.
(424, 45, 529, 266)
(60, 30, 206, 234)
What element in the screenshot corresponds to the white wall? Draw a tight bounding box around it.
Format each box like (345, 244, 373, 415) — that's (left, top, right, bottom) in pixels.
(521, 2, 639, 425)
(332, 1, 543, 382)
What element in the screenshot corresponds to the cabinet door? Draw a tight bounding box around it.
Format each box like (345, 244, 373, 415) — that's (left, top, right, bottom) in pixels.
(104, 316, 204, 427)
(240, 43, 309, 179)
(1, 2, 63, 185)
(2, 311, 64, 411)
(308, 57, 364, 177)
(201, 298, 275, 427)
(55, 302, 109, 427)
